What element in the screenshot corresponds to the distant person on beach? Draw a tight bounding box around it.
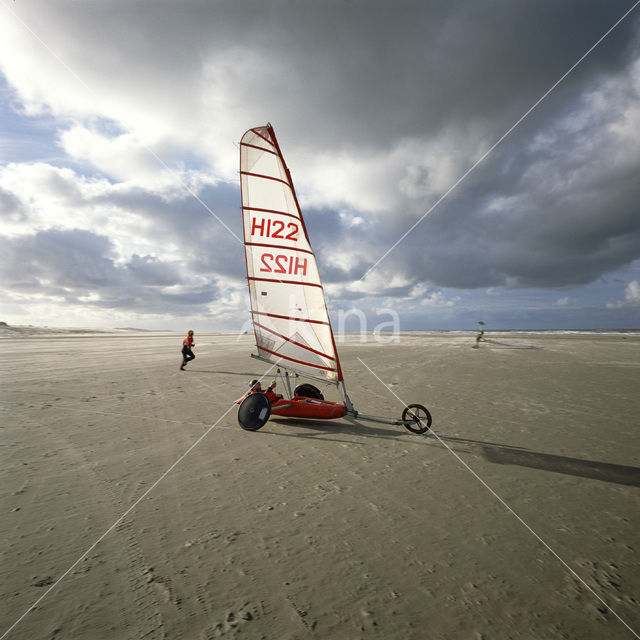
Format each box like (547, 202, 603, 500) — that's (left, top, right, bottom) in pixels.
(473, 321, 485, 348)
(249, 379, 283, 402)
(180, 330, 196, 370)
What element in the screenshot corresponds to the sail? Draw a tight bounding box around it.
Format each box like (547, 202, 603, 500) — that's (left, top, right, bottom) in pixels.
(240, 124, 343, 382)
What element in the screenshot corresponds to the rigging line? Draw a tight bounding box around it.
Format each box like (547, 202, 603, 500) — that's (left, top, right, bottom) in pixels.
(357, 356, 640, 640)
(0, 1, 242, 245)
(359, 0, 640, 283)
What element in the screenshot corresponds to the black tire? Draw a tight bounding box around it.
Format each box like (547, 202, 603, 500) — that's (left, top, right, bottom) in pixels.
(238, 393, 271, 431)
(293, 383, 324, 400)
(401, 404, 432, 434)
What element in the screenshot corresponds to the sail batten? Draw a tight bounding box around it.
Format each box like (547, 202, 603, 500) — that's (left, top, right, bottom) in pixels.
(248, 276, 324, 289)
(251, 310, 330, 326)
(240, 170, 293, 187)
(257, 347, 338, 372)
(241, 142, 278, 155)
(240, 124, 343, 382)
(245, 242, 315, 256)
(242, 206, 299, 218)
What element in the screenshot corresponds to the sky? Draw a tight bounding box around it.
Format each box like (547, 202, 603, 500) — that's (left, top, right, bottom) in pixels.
(1, 0, 639, 331)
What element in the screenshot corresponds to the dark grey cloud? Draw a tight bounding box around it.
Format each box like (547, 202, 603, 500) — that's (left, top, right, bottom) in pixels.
(213, 0, 639, 294)
(267, 0, 635, 152)
(290, 26, 640, 296)
(402, 97, 640, 290)
(1, 228, 119, 288)
(0, 229, 219, 313)
(126, 254, 181, 287)
(12, 0, 637, 150)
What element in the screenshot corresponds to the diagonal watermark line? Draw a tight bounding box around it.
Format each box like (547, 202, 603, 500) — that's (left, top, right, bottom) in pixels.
(0, 1, 242, 245)
(359, 0, 640, 283)
(1, 362, 278, 640)
(357, 356, 640, 639)
(0, 402, 232, 639)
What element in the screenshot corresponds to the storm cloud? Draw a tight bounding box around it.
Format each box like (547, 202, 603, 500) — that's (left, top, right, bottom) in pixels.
(0, 228, 219, 313)
(1, 1, 639, 328)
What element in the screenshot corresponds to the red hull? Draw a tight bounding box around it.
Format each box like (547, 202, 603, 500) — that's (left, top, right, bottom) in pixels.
(235, 393, 346, 420)
(271, 396, 347, 420)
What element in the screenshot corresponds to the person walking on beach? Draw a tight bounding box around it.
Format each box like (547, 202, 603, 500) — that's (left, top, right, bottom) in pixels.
(473, 321, 485, 348)
(180, 330, 196, 370)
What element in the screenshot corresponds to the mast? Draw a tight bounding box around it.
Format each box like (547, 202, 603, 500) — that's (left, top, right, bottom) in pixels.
(266, 124, 344, 383)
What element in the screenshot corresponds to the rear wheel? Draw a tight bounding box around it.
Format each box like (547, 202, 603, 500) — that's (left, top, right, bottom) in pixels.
(401, 404, 432, 434)
(293, 383, 324, 400)
(238, 393, 271, 431)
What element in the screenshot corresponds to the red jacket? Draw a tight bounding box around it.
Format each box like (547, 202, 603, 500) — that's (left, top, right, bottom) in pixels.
(182, 334, 194, 347)
(250, 388, 282, 403)
(264, 388, 282, 403)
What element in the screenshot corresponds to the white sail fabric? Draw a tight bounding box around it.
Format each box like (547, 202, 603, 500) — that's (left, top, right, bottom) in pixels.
(240, 125, 342, 382)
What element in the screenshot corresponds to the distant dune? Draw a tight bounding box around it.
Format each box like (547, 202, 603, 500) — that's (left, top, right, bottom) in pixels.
(0, 323, 123, 336)
(114, 327, 174, 332)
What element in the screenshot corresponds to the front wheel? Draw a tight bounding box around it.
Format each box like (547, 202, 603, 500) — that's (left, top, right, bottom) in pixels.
(238, 393, 271, 431)
(401, 404, 432, 434)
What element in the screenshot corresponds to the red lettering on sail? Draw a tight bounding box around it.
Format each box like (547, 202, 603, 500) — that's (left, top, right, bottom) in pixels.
(285, 222, 299, 240)
(250, 217, 299, 242)
(258, 253, 309, 278)
(272, 220, 285, 239)
(274, 255, 287, 274)
(293, 257, 307, 276)
(260, 253, 273, 272)
(251, 217, 266, 236)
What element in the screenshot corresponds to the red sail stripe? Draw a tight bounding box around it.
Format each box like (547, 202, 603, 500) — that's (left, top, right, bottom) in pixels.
(258, 346, 337, 372)
(249, 276, 322, 289)
(245, 242, 314, 255)
(240, 170, 291, 188)
(242, 206, 300, 221)
(240, 141, 277, 155)
(251, 310, 329, 326)
(254, 322, 336, 361)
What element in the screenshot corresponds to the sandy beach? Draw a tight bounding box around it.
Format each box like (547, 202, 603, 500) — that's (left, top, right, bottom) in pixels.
(1, 331, 639, 639)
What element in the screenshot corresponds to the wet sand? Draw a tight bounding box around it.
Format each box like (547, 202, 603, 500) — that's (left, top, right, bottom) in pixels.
(1, 332, 639, 639)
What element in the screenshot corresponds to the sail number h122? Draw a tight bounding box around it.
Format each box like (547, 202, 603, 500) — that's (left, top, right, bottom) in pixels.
(251, 216, 299, 241)
(260, 253, 308, 277)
